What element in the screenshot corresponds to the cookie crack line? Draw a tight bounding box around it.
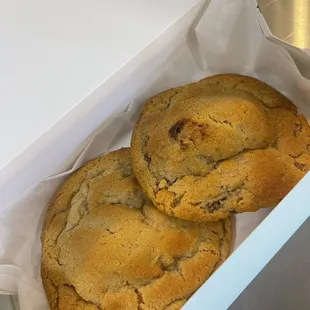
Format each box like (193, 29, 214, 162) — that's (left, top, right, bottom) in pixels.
(154, 146, 269, 192)
(63, 198, 89, 233)
(162, 296, 190, 310)
(45, 210, 67, 245)
(155, 139, 308, 192)
(46, 276, 103, 310)
(134, 232, 221, 293)
(166, 91, 185, 110)
(46, 278, 59, 309)
(134, 288, 145, 310)
(49, 165, 143, 251)
(65, 284, 103, 310)
(208, 114, 233, 128)
(189, 186, 244, 214)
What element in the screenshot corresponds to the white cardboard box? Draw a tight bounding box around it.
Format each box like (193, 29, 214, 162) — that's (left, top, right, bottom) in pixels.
(1, 0, 310, 309)
(230, 217, 310, 310)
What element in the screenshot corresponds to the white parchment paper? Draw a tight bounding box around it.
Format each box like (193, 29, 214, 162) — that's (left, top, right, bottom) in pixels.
(1, 0, 310, 309)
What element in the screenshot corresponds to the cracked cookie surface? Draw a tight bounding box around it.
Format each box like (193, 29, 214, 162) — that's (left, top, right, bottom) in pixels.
(131, 74, 310, 221)
(41, 148, 232, 310)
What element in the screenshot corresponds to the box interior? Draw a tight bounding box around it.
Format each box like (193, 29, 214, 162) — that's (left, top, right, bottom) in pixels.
(1, 1, 310, 309)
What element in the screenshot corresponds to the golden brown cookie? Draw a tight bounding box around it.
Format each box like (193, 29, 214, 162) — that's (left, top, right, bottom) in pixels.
(41, 148, 232, 310)
(131, 74, 310, 222)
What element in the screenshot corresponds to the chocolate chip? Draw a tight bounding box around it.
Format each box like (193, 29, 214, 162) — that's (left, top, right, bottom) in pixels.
(207, 197, 227, 213)
(293, 122, 302, 136)
(169, 119, 187, 140)
(294, 162, 306, 171)
(144, 154, 151, 165)
(180, 140, 189, 150)
(236, 196, 243, 203)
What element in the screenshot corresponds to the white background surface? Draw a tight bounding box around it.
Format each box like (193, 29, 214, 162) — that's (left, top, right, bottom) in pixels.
(0, 0, 198, 172)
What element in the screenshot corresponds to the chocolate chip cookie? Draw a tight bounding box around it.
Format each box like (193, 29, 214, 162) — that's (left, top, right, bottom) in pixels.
(41, 148, 232, 310)
(131, 74, 310, 221)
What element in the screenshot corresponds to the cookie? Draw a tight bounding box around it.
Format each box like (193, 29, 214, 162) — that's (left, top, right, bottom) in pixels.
(41, 148, 232, 310)
(131, 74, 310, 222)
